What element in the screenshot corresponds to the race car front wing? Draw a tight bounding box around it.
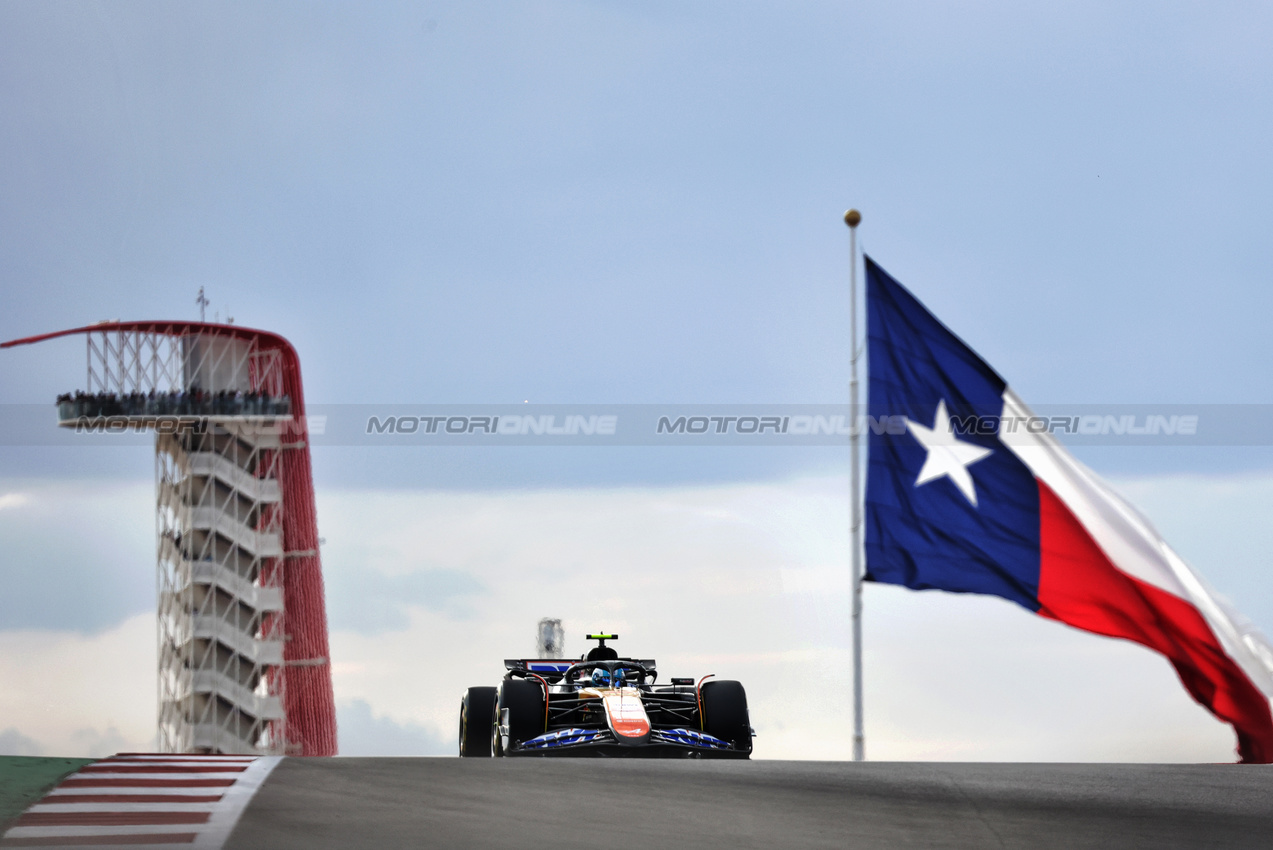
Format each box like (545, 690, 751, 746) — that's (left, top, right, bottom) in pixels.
(511, 725, 740, 757)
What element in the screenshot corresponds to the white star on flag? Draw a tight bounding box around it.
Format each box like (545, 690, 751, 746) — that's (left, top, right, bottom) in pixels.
(904, 399, 993, 506)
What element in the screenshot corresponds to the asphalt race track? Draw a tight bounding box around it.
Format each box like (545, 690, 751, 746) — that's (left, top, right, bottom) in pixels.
(227, 759, 1273, 849)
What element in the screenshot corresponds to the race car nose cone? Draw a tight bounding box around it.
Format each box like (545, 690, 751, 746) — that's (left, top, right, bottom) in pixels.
(603, 690, 651, 744)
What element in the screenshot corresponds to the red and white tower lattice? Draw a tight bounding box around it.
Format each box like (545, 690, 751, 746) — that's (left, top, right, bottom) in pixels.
(2, 322, 338, 756)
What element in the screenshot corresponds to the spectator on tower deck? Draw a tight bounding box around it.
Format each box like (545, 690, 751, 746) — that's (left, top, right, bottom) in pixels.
(55, 387, 292, 420)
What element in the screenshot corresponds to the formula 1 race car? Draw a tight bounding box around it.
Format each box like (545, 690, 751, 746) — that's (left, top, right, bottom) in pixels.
(458, 634, 752, 758)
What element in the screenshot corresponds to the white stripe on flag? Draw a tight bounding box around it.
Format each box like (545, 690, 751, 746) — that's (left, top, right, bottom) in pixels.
(998, 387, 1273, 698)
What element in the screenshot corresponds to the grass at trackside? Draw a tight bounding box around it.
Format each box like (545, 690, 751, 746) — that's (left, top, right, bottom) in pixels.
(0, 756, 94, 834)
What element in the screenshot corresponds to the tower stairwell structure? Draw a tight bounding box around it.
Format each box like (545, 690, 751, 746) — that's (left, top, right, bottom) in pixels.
(2, 322, 338, 756)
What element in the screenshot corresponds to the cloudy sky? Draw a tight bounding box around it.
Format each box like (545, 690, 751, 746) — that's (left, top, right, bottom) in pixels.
(2, 1, 1272, 761)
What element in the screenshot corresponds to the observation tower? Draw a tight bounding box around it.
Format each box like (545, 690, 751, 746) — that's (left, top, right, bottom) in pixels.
(2, 322, 338, 756)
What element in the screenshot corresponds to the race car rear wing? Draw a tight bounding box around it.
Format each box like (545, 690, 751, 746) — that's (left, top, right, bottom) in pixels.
(504, 658, 657, 683)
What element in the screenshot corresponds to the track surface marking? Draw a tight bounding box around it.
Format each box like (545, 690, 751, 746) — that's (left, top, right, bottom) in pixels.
(10, 757, 1272, 847)
(226, 758, 1273, 849)
(0, 755, 279, 849)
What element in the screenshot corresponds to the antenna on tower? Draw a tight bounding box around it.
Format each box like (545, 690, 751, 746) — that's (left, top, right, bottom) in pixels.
(536, 618, 564, 659)
(196, 287, 209, 322)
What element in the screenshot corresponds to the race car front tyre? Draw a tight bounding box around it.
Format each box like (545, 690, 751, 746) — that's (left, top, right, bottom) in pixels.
(498, 679, 547, 753)
(459, 686, 497, 757)
(701, 680, 752, 756)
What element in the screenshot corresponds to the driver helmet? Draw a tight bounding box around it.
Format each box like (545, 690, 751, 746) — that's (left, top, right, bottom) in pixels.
(590, 668, 612, 688)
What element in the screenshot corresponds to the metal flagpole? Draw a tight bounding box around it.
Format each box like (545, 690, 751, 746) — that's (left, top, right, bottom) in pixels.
(844, 208, 864, 762)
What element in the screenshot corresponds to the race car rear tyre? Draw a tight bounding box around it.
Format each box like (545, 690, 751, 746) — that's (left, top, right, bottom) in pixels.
(498, 679, 547, 753)
(459, 686, 497, 757)
(701, 680, 752, 756)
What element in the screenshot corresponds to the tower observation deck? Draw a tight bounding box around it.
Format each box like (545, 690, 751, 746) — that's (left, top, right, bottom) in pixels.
(2, 322, 338, 756)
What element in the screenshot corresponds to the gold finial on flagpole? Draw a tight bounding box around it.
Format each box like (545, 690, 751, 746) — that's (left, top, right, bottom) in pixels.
(844, 208, 861, 228)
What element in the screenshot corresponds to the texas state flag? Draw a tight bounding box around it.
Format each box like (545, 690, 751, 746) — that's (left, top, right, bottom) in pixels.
(864, 256, 1273, 763)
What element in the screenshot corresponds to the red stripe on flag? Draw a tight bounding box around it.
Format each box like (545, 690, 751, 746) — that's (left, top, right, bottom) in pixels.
(1035, 478, 1273, 763)
(0, 834, 197, 846)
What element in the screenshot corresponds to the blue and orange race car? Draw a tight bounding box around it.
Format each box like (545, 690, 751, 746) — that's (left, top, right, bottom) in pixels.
(459, 634, 753, 758)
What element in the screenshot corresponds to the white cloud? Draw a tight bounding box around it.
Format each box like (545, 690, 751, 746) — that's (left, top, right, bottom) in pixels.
(71, 726, 134, 759)
(0, 727, 43, 756)
(0, 613, 155, 757)
(0, 477, 153, 632)
(336, 699, 451, 756)
(0, 493, 29, 511)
